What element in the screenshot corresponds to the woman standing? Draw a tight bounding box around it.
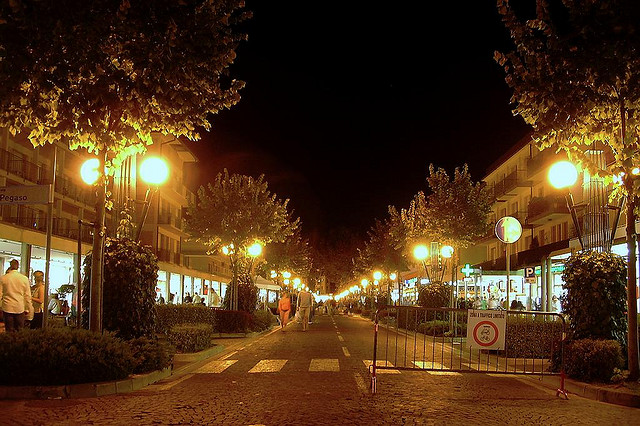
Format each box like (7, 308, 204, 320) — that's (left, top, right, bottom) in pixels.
(30, 270, 45, 329)
(277, 291, 291, 331)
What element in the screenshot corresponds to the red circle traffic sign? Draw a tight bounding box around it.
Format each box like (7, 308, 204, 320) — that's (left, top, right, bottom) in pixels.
(472, 320, 500, 347)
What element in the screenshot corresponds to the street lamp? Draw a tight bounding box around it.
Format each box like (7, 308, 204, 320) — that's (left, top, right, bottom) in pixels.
(81, 155, 108, 332)
(135, 156, 169, 241)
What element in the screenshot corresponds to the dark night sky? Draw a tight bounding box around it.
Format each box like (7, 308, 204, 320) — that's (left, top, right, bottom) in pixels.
(185, 1, 531, 242)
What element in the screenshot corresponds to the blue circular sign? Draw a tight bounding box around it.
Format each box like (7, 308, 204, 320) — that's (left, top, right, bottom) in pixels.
(495, 216, 522, 244)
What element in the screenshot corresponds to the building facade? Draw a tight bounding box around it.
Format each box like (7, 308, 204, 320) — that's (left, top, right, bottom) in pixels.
(0, 130, 276, 313)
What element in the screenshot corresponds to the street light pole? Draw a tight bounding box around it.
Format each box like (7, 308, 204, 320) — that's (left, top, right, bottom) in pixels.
(89, 151, 107, 333)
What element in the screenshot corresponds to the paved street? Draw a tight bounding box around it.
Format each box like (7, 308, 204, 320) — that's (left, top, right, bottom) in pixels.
(0, 313, 637, 425)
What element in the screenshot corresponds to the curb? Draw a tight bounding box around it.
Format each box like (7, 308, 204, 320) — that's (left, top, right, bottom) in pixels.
(533, 374, 640, 408)
(0, 367, 172, 400)
(173, 344, 226, 363)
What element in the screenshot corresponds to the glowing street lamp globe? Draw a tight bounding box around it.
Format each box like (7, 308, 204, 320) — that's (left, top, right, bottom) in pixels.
(361, 279, 369, 289)
(548, 161, 578, 189)
(247, 242, 263, 257)
(440, 245, 454, 259)
(413, 244, 429, 261)
(140, 157, 169, 186)
(80, 158, 100, 185)
(373, 271, 383, 281)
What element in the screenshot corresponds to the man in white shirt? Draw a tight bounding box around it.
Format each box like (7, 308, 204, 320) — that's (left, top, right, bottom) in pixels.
(297, 289, 313, 332)
(0, 259, 32, 332)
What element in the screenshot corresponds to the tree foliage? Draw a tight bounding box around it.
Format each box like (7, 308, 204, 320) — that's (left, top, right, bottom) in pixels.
(185, 170, 299, 310)
(561, 251, 627, 347)
(260, 228, 312, 286)
(81, 237, 159, 339)
(402, 164, 492, 249)
(495, 0, 640, 195)
(186, 170, 299, 254)
(418, 282, 450, 309)
(0, 0, 249, 164)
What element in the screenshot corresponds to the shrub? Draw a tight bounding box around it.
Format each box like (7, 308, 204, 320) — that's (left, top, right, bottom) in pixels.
(505, 316, 564, 358)
(564, 339, 623, 382)
(167, 323, 214, 353)
(0, 328, 135, 386)
(214, 309, 253, 333)
(155, 304, 216, 334)
(417, 320, 465, 337)
(252, 309, 275, 332)
(561, 251, 627, 348)
(82, 237, 159, 340)
(127, 337, 175, 374)
(418, 282, 450, 309)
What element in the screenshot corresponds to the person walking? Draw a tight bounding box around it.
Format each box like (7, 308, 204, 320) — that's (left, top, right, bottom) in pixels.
(297, 288, 313, 332)
(30, 270, 45, 329)
(0, 259, 32, 332)
(277, 291, 291, 331)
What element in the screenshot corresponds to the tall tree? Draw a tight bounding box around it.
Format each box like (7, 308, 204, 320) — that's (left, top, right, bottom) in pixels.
(495, 0, 640, 379)
(261, 228, 312, 289)
(185, 170, 299, 310)
(0, 0, 250, 331)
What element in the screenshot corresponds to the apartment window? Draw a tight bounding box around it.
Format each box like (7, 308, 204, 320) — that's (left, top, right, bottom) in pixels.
(562, 222, 568, 239)
(539, 229, 546, 245)
(511, 202, 518, 215)
(490, 247, 496, 260)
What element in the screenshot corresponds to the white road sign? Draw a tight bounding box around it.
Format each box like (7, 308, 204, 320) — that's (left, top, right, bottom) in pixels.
(0, 184, 53, 205)
(467, 309, 506, 351)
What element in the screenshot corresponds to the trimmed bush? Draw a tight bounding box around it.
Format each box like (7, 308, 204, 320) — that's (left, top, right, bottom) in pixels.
(0, 328, 135, 386)
(82, 237, 159, 340)
(417, 320, 465, 337)
(506, 316, 564, 359)
(155, 304, 216, 335)
(167, 323, 214, 353)
(252, 309, 275, 332)
(564, 338, 623, 382)
(214, 309, 253, 333)
(128, 337, 175, 374)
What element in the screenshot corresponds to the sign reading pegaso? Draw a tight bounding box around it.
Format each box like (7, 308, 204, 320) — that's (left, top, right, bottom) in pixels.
(494, 216, 522, 244)
(0, 185, 53, 205)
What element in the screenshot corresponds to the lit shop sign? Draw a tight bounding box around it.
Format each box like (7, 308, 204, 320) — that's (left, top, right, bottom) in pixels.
(534, 265, 565, 275)
(0, 185, 53, 205)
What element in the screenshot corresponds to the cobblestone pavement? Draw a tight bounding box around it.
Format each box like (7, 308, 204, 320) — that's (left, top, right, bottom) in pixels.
(0, 314, 637, 425)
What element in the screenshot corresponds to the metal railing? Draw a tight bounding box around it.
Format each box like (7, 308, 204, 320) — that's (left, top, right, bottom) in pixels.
(371, 305, 567, 398)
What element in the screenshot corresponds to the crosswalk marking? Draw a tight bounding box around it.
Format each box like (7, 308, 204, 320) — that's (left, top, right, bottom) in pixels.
(196, 360, 238, 373)
(363, 360, 400, 374)
(413, 361, 447, 370)
(249, 359, 288, 373)
(309, 358, 340, 372)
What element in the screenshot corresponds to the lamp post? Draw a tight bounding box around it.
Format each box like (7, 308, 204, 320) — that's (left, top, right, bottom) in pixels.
(81, 156, 107, 333)
(549, 160, 636, 378)
(135, 157, 169, 241)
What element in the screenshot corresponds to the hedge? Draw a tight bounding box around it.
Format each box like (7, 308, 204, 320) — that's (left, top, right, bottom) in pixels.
(155, 305, 256, 335)
(167, 323, 215, 353)
(505, 316, 564, 359)
(564, 338, 623, 382)
(0, 329, 132, 385)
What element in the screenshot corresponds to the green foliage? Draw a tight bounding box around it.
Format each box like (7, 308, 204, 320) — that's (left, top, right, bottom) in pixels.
(0, 328, 135, 386)
(185, 170, 299, 310)
(222, 273, 258, 313)
(214, 310, 253, 334)
(561, 251, 627, 346)
(155, 304, 216, 335)
(564, 339, 624, 383)
(82, 237, 159, 340)
(127, 337, 175, 374)
(505, 316, 564, 359)
(155, 304, 252, 334)
(417, 320, 465, 337)
(0, 0, 250, 163)
(495, 0, 640, 198)
(251, 309, 276, 332)
(418, 282, 450, 309)
(167, 323, 215, 353)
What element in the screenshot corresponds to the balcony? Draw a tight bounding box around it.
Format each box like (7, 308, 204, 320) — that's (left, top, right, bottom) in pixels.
(526, 195, 569, 225)
(0, 148, 51, 184)
(494, 169, 531, 198)
(0, 206, 93, 243)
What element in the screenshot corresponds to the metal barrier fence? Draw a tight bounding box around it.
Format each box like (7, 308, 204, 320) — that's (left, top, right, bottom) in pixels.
(371, 305, 567, 398)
